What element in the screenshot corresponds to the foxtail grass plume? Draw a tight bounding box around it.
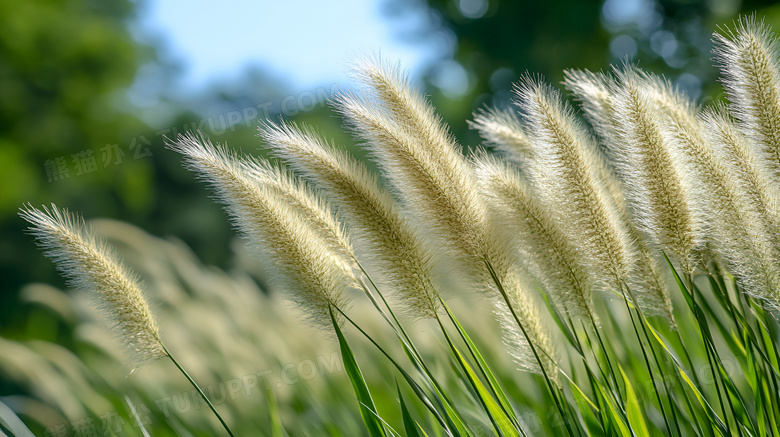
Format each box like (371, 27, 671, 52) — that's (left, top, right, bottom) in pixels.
(640, 73, 777, 269)
(336, 58, 557, 376)
(514, 77, 633, 285)
(335, 58, 485, 268)
(699, 108, 780, 306)
(493, 271, 557, 376)
(563, 69, 620, 150)
(240, 154, 355, 265)
(563, 69, 639, 212)
(473, 154, 594, 318)
(470, 106, 673, 320)
(639, 74, 734, 246)
(169, 133, 358, 329)
(469, 107, 532, 166)
(19, 205, 165, 366)
(258, 120, 440, 318)
(606, 68, 700, 272)
(564, 70, 678, 318)
(714, 17, 780, 180)
(702, 106, 780, 233)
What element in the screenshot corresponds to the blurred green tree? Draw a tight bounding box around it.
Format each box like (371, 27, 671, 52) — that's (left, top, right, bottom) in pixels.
(0, 0, 156, 332)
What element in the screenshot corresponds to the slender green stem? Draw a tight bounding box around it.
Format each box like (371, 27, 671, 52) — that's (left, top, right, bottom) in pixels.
(355, 262, 447, 395)
(579, 319, 613, 398)
(685, 273, 733, 434)
(483, 258, 579, 437)
(618, 282, 675, 435)
(561, 311, 607, 432)
(673, 311, 720, 436)
(161, 343, 236, 437)
(587, 314, 624, 404)
(437, 299, 525, 432)
(761, 306, 780, 417)
(434, 314, 524, 437)
(352, 265, 469, 434)
(332, 305, 456, 435)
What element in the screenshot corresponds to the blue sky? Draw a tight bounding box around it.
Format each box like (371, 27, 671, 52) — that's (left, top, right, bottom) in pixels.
(135, 0, 442, 96)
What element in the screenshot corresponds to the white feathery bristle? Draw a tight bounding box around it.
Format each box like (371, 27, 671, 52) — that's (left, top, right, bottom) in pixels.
(714, 17, 780, 180)
(259, 120, 440, 318)
(469, 107, 532, 166)
(20, 204, 165, 366)
(336, 58, 557, 374)
(514, 76, 634, 284)
(606, 67, 700, 272)
(169, 133, 358, 330)
(699, 108, 780, 306)
(473, 153, 594, 318)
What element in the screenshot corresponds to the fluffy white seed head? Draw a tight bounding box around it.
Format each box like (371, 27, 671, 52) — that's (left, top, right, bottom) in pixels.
(639, 74, 728, 247)
(642, 73, 780, 304)
(702, 107, 780, 232)
(258, 120, 440, 318)
(493, 271, 557, 378)
(20, 205, 165, 366)
(714, 17, 780, 180)
(469, 107, 532, 166)
(606, 68, 700, 271)
(699, 108, 780, 306)
(351, 57, 463, 165)
(473, 154, 594, 318)
(514, 77, 634, 284)
(630, 246, 675, 321)
(240, 154, 355, 265)
(334, 65, 486, 272)
(565, 70, 681, 318)
(563, 69, 620, 149)
(169, 133, 358, 330)
(561, 70, 630, 214)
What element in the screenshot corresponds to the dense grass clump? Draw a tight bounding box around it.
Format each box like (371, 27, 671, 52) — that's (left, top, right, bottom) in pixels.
(13, 16, 780, 437)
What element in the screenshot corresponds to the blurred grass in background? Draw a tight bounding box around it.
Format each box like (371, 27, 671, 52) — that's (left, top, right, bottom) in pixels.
(5, 0, 780, 431)
(0, 220, 551, 435)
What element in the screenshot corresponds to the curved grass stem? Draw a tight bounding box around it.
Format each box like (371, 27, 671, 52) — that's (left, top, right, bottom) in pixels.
(483, 258, 581, 437)
(161, 343, 236, 437)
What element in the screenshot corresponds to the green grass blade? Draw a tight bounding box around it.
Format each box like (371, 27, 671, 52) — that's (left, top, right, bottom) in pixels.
(618, 364, 651, 437)
(685, 278, 758, 434)
(619, 282, 676, 435)
(713, 358, 758, 435)
(560, 368, 602, 436)
(398, 381, 424, 437)
(559, 369, 598, 411)
(746, 339, 769, 437)
(593, 380, 632, 437)
(329, 307, 387, 437)
(483, 259, 576, 437)
(538, 287, 581, 353)
(449, 338, 521, 436)
(353, 277, 471, 436)
(266, 384, 284, 437)
(353, 397, 404, 437)
(644, 317, 729, 436)
(439, 299, 520, 427)
(335, 306, 461, 436)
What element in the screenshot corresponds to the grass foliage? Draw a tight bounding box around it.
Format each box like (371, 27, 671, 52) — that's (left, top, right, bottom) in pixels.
(10, 15, 780, 437)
